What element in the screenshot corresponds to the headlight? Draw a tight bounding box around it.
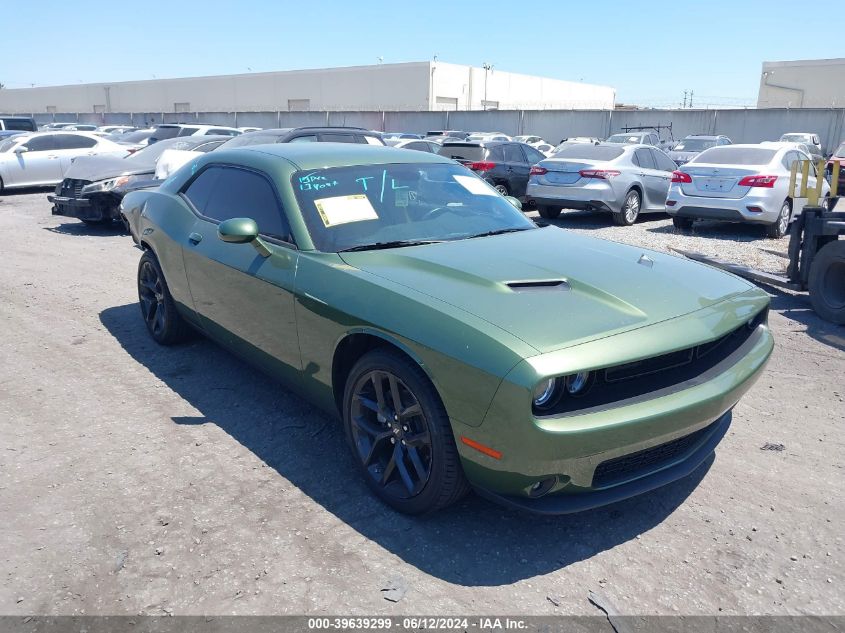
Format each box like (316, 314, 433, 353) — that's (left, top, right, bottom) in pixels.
(532, 378, 561, 409)
(565, 371, 593, 396)
(80, 175, 137, 195)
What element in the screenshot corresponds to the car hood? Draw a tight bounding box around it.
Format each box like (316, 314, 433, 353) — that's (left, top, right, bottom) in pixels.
(339, 227, 753, 354)
(62, 154, 154, 181)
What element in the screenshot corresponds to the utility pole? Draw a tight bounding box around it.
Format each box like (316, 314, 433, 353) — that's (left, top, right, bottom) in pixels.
(682, 90, 688, 109)
(482, 62, 493, 109)
(689, 90, 694, 108)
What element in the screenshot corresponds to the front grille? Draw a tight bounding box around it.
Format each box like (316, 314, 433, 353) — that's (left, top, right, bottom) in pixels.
(592, 422, 714, 488)
(536, 307, 768, 416)
(59, 178, 91, 199)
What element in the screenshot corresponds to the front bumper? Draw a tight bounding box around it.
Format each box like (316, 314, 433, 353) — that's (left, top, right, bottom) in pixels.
(665, 186, 780, 224)
(526, 181, 619, 212)
(49, 192, 116, 222)
(454, 292, 773, 513)
(474, 410, 731, 514)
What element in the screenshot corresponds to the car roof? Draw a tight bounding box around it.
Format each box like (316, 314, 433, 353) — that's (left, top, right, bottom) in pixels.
(683, 135, 721, 140)
(232, 142, 452, 170)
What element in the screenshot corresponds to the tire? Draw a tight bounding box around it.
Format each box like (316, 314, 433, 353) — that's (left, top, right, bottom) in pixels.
(672, 217, 694, 231)
(613, 189, 641, 226)
(137, 250, 192, 345)
(808, 240, 845, 324)
(766, 200, 791, 239)
(342, 349, 470, 515)
(537, 205, 561, 219)
(494, 183, 509, 196)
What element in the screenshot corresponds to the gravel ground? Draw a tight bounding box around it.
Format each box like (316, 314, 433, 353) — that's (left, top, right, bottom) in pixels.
(1, 190, 843, 618)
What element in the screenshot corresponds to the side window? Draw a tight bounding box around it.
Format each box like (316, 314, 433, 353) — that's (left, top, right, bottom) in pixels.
(318, 133, 356, 143)
(188, 167, 290, 240)
(781, 151, 797, 171)
(486, 145, 505, 161)
(502, 144, 524, 163)
(289, 135, 317, 143)
(177, 127, 199, 137)
(404, 142, 425, 151)
(56, 134, 97, 149)
(523, 146, 546, 164)
(22, 135, 58, 151)
(362, 135, 384, 145)
(182, 166, 220, 214)
(207, 128, 238, 136)
(652, 149, 677, 172)
(634, 148, 656, 169)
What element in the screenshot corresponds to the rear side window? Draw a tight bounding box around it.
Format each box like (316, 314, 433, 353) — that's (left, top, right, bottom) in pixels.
(362, 135, 384, 145)
(289, 135, 317, 143)
(222, 133, 284, 148)
(23, 135, 58, 151)
(152, 127, 181, 141)
(652, 149, 677, 172)
(177, 127, 200, 136)
(503, 144, 524, 163)
(634, 149, 656, 169)
(207, 128, 239, 136)
(693, 147, 777, 165)
(523, 145, 546, 164)
(183, 166, 290, 240)
(56, 134, 97, 149)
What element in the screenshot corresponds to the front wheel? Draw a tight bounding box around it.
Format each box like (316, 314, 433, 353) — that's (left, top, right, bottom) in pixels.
(808, 240, 845, 324)
(672, 217, 694, 231)
(342, 349, 470, 514)
(613, 189, 641, 226)
(765, 200, 791, 239)
(137, 250, 192, 345)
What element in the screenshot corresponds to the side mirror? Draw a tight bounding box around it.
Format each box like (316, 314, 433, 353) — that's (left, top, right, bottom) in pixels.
(505, 195, 522, 211)
(13, 146, 28, 154)
(217, 217, 270, 257)
(218, 217, 259, 243)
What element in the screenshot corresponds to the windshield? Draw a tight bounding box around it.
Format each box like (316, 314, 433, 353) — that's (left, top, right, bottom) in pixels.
(674, 138, 717, 152)
(293, 163, 534, 252)
(781, 134, 812, 144)
(119, 130, 153, 143)
(127, 137, 212, 163)
(691, 147, 777, 165)
(0, 136, 25, 152)
(833, 143, 845, 158)
(605, 134, 642, 144)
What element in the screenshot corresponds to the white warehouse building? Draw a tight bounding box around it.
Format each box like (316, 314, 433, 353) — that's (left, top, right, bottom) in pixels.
(0, 61, 615, 114)
(758, 58, 845, 108)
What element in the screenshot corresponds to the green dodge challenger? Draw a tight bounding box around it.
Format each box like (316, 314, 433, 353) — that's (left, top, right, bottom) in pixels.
(121, 143, 774, 515)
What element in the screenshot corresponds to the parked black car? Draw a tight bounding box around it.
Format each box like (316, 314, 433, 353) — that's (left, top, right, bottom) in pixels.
(0, 116, 37, 132)
(217, 126, 385, 147)
(437, 140, 546, 198)
(48, 136, 229, 226)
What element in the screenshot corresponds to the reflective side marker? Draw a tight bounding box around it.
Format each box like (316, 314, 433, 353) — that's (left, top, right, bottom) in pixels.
(460, 436, 502, 460)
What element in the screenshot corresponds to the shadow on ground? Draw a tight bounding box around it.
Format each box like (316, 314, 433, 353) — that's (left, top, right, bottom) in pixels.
(767, 289, 845, 352)
(101, 302, 712, 587)
(532, 209, 670, 230)
(646, 219, 770, 241)
(43, 221, 127, 237)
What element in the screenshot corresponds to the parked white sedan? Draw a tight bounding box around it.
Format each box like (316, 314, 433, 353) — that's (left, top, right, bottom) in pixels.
(666, 144, 830, 238)
(0, 132, 128, 191)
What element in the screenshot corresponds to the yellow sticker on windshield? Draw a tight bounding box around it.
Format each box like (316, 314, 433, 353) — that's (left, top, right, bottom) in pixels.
(314, 194, 379, 227)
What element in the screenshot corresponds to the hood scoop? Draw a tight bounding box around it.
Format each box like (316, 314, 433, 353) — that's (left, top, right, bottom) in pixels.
(506, 279, 571, 292)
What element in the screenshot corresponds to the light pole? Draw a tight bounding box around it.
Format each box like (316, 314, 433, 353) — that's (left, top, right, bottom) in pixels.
(482, 62, 493, 109)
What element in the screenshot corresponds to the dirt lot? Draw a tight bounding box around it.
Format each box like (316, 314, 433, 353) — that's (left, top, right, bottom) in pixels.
(1, 190, 843, 617)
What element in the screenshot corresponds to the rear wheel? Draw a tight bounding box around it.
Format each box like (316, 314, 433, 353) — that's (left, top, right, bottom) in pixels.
(137, 250, 192, 345)
(342, 349, 470, 514)
(808, 240, 845, 324)
(672, 217, 694, 231)
(613, 189, 641, 226)
(537, 205, 561, 219)
(765, 199, 791, 239)
(494, 183, 509, 196)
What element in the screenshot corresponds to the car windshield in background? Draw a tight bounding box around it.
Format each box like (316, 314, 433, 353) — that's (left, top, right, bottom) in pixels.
(219, 133, 286, 148)
(0, 137, 24, 152)
(127, 137, 216, 163)
(781, 135, 811, 144)
(692, 147, 777, 165)
(292, 163, 535, 252)
(834, 143, 845, 158)
(552, 144, 625, 160)
(675, 139, 717, 152)
(605, 134, 641, 143)
(119, 131, 154, 143)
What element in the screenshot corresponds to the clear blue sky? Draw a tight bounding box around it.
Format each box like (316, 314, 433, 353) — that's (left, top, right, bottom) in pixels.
(3, 0, 831, 107)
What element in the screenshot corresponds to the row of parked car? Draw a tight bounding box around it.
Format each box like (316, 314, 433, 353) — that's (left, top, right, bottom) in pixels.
(0, 115, 835, 240)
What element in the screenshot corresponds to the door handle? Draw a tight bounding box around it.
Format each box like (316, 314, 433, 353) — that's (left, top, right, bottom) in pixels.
(188, 232, 203, 245)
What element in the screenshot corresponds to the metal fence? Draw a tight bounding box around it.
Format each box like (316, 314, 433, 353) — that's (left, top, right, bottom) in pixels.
(12, 108, 845, 153)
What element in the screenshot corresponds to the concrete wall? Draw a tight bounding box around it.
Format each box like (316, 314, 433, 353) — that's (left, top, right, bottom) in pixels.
(758, 59, 845, 108)
(15, 108, 845, 154)
(0, 61, 614, 114)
